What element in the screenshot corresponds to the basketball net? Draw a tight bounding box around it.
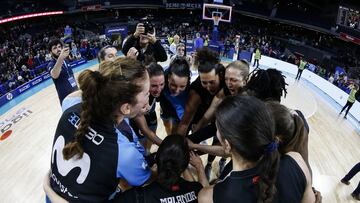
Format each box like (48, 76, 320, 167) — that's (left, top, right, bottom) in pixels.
(213, 16, 220, 26)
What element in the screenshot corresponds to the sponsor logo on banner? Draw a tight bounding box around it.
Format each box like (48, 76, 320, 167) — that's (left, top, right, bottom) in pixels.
(43, 73, 51, 80)
(6, 93, 13, 100)
(165, 3, 202, 9)
(18, 83, 31, 93)
(0, 107, 33, 141)
(31, 77, 43, 85)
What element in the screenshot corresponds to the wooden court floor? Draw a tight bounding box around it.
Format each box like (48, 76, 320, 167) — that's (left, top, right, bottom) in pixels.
(0, 63, 360, 203)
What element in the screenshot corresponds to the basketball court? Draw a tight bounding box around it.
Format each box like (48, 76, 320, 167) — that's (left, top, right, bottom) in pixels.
(1, 4, 359, 203)
(0, 58, 359, 202)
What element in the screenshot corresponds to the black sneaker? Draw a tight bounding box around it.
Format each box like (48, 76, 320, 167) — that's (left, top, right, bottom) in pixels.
(341, 178, 350, 185)
(351, 193, 360, 201)
(205, 163, 212, 181)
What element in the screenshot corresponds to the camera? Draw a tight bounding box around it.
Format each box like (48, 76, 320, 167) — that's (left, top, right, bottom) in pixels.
(140, 16, 154, 34)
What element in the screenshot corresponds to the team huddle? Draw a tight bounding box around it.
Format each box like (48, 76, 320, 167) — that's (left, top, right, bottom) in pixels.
(43, 23, 321, 203)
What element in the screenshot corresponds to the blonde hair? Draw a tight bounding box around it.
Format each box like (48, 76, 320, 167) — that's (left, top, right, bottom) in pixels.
(226, 60, 250, 81)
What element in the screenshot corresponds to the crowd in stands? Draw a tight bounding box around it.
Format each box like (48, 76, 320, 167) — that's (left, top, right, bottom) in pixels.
(0, 18, 112, 97)
(1, 11, 359, 98)
(150, 13, 359, 94)
(0, 1, 65, 18)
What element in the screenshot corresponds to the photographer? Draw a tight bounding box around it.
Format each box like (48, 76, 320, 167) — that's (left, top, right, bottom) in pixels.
(123, 23, 167, 65)
(47, 39, 78, 105)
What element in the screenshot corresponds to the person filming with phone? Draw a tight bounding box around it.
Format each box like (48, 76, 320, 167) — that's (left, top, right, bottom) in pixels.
(47, 38, 78, 105)
(122, 20, 167, 65)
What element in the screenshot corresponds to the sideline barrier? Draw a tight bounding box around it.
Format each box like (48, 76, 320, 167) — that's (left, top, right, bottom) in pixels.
(0, 58, 87, 108)
(251, 55, 360, 122)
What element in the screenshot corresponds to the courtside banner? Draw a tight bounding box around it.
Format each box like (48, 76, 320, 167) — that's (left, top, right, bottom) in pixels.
(105, 26, 128, 38)
(68, 58, 87, 68)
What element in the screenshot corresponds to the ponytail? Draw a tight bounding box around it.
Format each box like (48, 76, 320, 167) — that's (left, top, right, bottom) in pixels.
(215, 95, 280, 203)
(63, 70, 100, 160)
(256, 145, 280, 203)
(157, 160, 183, 189)
(63, 58, 147, 160)
(156, 134, 190, 190)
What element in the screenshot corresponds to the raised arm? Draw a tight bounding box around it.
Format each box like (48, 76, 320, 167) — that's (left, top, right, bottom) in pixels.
(49, 47, 69, 79)
(193, 90, 224, 132)
(133, 115, 162, 146)
(176, 90, 201, 136)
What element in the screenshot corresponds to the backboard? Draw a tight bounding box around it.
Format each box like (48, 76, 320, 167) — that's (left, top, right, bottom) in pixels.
(202, 3, 232, 23)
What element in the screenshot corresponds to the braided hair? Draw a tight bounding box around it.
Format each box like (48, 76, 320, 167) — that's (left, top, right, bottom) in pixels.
(245, 68, 287, 102)
(63, 58, 147, 159)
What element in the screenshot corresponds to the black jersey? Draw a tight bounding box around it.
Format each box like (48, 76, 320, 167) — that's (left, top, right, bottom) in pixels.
(50, 103, 119, 202)
(190, 77, 224, 124)
(214, 155, 306, 203)
(295, 110, 309, 133)
(115, 178, 202, 203)
(50, 102, 150, 202)
(130, 95, 158, 138)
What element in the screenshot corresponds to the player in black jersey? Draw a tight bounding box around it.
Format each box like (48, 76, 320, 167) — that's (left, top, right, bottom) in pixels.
(191, 60, 250, 132)
(113, 134, 207, 203)
(188, 60, 250, 178)
(266, 102, 311, 172)
(175, 48, 225, 180)
(176, 48, 223, 136)
(198, 96, 316, 203)
(130, 63, 165, 151)
(46, 58, 152, 202)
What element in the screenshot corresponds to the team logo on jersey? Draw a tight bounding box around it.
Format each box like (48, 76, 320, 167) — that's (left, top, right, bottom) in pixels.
(0, 107, 32, 141)
(52, 136, 91, 184)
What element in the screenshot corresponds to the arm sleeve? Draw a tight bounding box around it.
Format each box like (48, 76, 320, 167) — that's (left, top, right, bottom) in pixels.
(122, 35, 137, 56)
(117, 142, 151, 186)
(61, 96, 82, 112)
(153, 40, 167, 62)
(47, 61, 55, 72)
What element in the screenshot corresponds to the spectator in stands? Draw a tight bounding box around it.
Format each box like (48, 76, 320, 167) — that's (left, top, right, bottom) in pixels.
(169, 34, 180, 55)
(70, 42, 81, 61)
(122, 23, 167, 65)
(203, 35, 209, 47)
(97, 45, 118, 63)
(47, 39, 78, 105)
(167, 34, 174, 45)
(328, 74, 335, 84)
(45, 51, 52, 61)
(27, 54, 34, 69)
(170, 43, 192, 65)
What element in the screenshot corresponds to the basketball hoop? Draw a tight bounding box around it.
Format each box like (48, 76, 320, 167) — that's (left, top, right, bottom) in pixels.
(213, 16, 220, 26)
